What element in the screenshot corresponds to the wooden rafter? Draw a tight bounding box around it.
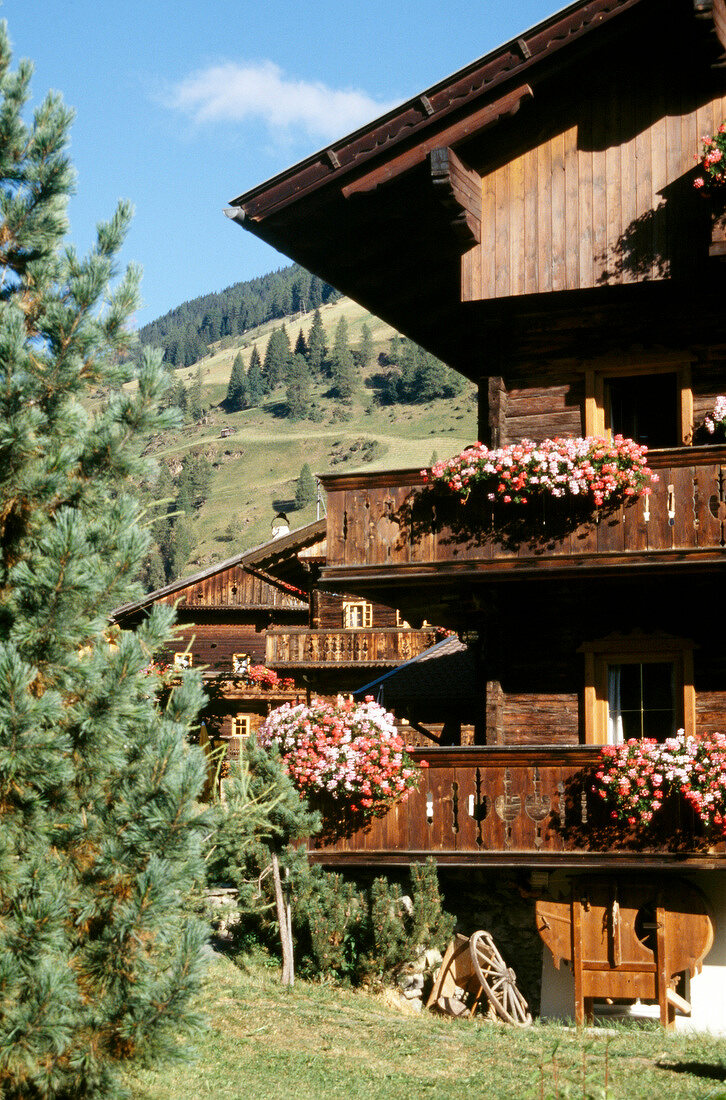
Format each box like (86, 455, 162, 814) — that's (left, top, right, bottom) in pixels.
(341, 85, 532, 199)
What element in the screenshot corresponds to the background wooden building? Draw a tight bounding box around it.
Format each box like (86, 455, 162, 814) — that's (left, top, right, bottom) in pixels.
(228, 0, 726, 1028)
(116, 519, 444, 750)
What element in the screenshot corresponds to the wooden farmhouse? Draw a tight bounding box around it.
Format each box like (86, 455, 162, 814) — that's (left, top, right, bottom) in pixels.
(227, 0, 726, 1028)
(115, 520, 440, 758)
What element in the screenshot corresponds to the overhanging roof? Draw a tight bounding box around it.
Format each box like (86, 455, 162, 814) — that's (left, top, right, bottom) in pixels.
(227, 0, 725, 379)
(113, 519, 326, 618)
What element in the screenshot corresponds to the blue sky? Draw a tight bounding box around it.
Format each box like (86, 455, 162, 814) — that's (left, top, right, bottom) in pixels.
(5, 1, 559, 326)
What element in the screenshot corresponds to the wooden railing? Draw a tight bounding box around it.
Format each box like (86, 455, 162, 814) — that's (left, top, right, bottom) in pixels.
(309, 747, 725, 868)
(266, 627, 438, 667)
(320, 446, 726, 579)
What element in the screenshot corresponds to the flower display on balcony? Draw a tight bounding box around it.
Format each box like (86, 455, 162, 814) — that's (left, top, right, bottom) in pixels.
(257, 695, 421, 822)
(244, 665, 295, 690)
(595, 731, 726, 836)
(704, 396, 726, 437)
(423, 435, 656, 508)
(694, 123, 726, 191)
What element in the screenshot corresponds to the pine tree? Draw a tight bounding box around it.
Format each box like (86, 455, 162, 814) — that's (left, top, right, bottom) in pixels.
(262, 327, 291, 388)
(285, 353, 311, 420)
(294, 327, 308, 359)
(0, 29, 209, 1095)
(246, 344, 264, 403)
(295, 463, 316, 509)
(359, 321, 373, 371)
(306, 308, 327, 375)
(170, 516, 196, 578)
(330, 316, 357, 401)
(226, 351, 248, 410)
(187, 363, 205, 420)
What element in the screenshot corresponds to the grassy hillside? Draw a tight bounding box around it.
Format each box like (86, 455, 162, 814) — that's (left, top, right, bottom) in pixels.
(128, 296, 477, 574)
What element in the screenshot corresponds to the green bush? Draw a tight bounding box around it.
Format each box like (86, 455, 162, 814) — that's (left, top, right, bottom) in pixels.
(293, 860, 455, 986)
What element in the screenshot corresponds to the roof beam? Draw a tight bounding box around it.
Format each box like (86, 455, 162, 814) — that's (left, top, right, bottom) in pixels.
(341, 84, 533, 198)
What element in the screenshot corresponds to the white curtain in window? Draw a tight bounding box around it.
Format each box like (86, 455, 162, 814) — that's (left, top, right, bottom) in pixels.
(607, 665, 623, 745)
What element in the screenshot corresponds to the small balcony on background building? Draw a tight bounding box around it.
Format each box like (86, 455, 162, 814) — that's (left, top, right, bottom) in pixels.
(266, 627, 439, 669)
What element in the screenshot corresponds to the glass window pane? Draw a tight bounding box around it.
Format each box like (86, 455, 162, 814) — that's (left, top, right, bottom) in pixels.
(616, 663, 641, 711)
(642, 709, 676, 740)
(641, 662, 675, 709)
(607, 373, 678, 447)
(620, 711, 643, 741)
(606, 659, 678, 743)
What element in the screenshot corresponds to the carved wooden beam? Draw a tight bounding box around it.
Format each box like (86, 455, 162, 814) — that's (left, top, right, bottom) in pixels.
(693, 0, 726, 56)
(429, 147, 482, 247)
(341, 84, 533, 198)
(714, 0, 726, 50)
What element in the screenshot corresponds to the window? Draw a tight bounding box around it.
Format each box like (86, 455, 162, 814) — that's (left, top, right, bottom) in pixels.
(232, 652, 250, 676)
(580, 634, 695, 745)
(228, 715, 252, 762)
(607, 373, 678, 448)
(173, 652, 193, 669)
(584, 364, 692, 447)
(343, 600, 373, 629)
(606, 661, 676, 742)
(231, 714, 251, 740)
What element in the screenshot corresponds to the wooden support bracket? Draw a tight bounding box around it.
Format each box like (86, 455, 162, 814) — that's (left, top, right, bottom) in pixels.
(429, 146, 482, 247)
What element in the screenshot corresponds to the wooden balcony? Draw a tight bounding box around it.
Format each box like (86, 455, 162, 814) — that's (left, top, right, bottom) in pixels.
(309, 746, 725, 870)
(320, 446, 726, 590)
(266, 627, 438, 668)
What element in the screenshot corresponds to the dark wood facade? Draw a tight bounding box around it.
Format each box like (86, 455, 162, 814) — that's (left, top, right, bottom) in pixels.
(228, 0, 726, 881)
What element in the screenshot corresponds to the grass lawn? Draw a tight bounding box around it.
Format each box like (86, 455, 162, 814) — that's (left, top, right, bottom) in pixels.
(126, 955, 726, 1099)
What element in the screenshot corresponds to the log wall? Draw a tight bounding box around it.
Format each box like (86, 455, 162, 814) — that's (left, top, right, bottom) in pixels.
(157, 619, 302, 671)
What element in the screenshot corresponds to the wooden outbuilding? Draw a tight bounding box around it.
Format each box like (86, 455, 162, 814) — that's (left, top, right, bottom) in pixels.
(227, 0, 726, 1028)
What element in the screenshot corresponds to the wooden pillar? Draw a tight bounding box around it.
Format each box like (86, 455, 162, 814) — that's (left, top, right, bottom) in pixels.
(656, 902, 676, 1030)
(477, 376, 508, 447)
(485, 680, 504, 745)
(572, 892, 585, 1028)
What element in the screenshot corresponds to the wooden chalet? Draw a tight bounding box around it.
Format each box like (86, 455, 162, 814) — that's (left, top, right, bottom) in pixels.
(227, 0, 726, 1027)
(114, 522, 325, 750)
(115, 520, 440, 748)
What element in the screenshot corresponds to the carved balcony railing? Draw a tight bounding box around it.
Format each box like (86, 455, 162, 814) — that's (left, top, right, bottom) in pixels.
(320, 446, 726, 583)
(308, 746, 725, 869)
(266, 627, 438, 667)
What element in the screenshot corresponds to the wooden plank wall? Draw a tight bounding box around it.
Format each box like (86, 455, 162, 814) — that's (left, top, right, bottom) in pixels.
(317, 591, 399, 629)
(157, 564, 306, 610)
(471, 69, 726, 301)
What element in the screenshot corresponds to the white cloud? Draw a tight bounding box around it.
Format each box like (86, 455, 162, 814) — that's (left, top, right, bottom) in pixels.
(165, 60, 396, 142)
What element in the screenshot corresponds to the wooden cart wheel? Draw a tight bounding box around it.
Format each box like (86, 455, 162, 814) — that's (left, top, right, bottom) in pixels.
(469, 930, 532, 1027)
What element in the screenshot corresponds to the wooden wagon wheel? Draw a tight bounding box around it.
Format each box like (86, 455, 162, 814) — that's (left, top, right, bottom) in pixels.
(469, 930, 532, 1027)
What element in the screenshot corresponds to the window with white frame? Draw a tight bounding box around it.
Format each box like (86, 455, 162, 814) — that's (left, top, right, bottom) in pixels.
(231, 714, 251, 740)
(343, 600, 373, 629)
(232, 652, 250, 676)
(173, 652, 193, 669)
